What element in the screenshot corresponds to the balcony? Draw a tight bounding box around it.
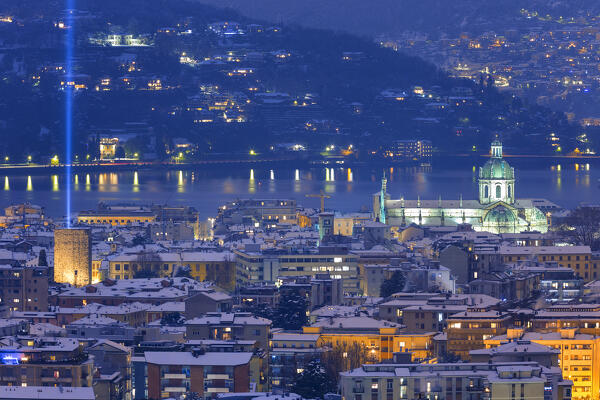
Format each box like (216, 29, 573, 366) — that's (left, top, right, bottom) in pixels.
(207, 374, 230, 380)
(466, 386, 485, 392)
(163, 373, 187, 379)
(206, 387, 230, 393)
(164, 387, 186, 393)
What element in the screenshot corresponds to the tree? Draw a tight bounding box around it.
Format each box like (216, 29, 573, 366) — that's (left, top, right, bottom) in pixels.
(175, 265, 191, 278)
(38, 249, 48, 266)
(380, 270, 406, 297)
(132, 234, 146, 246)
(292, 360, 336, 399)
(160, 312, 184, 326)
(242, 300, 276, 322)
(273, 291, 308, 330)
(560, 206, 600, 250)
(115, 146, 125, 158)
(133, 268, 159, 279)
(321, 342, 370, 384)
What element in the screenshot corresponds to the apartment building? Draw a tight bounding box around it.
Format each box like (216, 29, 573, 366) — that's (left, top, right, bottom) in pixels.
(485, 328, 600, 400)
(132, 351, 258, 400)
(340, 361, 571, 400)
(0, 337, 94, 388)
(446, 311, 514, 360)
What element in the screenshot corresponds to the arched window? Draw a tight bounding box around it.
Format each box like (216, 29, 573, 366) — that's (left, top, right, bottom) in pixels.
(484, 185, 489, 198)
(508, 185, 512, 199)
(496, 185, 501, 199)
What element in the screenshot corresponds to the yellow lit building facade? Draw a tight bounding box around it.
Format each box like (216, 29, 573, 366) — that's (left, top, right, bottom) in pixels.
(499, 246, 595, 282)
(108, 252, 236, 291)
(302, 318, 435, 362)
(77, 211, 156, 226)
(485, 328, 600, 400)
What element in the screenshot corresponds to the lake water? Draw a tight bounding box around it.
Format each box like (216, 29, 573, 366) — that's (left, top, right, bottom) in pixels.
(0, 159, 596, 219)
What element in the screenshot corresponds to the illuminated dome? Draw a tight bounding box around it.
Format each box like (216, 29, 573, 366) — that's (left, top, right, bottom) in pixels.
(479, 158, 514, 180)
(484, 205, 516, 225)
(478, 140, 516, 205)
(479, 140, 514, 180)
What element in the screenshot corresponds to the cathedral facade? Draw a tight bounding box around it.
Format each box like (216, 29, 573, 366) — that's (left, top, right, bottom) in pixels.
(373, 140, 549, 234)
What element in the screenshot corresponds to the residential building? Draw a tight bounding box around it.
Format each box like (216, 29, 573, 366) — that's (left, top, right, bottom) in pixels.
(510, 261, 584, 302)
(485, 328, 600, 400)
(0, 265, 48, 313)
(499, 245, 595, 282)
(378, 293, 500, 331)
(0, 387, 95, 400)
(87, 339, 132, 400)
(468, 270, 539, 303)
(185, 312, 271, 351)
(108, 251, 236, 291)
(531, 304, 600, 336)
(77, 208, 156, 226)
(217, 199, 297, 225)
(53, 277, 210, 307)
(340, 361, 571, 400)
(132, 351, 259, 400)
(185, 289, 233, 319)
(302, 317, 435, 362)
(66, 315, 136, 344)
(270, 332, 324, 390)
(0, 336, 94, 388)
(446, 311, 514, 360)
(234, 246, 360, 294)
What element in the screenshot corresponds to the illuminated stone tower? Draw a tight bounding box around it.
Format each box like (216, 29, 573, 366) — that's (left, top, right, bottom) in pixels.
(54, 228, 92, 287)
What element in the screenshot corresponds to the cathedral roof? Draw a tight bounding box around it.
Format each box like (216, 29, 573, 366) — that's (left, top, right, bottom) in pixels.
(480, 158, 514, 180)
(484, 205, 517, 224)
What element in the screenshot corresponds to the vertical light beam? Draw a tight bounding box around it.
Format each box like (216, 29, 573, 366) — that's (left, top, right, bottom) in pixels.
(65, 3, 74, 227)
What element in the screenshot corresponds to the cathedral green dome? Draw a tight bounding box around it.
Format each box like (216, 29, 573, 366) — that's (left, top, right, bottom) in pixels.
(484, 205, 516, 224)
(480, 158, 514, 180)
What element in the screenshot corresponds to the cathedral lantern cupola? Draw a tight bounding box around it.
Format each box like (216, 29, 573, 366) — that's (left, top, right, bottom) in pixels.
(478, 140, 515, 205)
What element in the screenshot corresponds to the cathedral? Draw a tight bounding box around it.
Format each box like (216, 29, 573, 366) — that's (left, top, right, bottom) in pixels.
(373, 140, 549, 234)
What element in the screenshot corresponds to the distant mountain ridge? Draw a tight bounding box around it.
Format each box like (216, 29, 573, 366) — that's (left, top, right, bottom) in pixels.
(192, 0, 600, 38)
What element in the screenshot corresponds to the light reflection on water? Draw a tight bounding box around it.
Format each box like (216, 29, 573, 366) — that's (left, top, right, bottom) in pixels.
(0, 162, 596, 218)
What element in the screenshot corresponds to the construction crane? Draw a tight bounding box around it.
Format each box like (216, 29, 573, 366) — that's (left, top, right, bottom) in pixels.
(305, 190, 331, 212)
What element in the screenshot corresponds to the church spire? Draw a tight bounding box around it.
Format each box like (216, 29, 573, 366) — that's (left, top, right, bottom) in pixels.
(379, 172, 387, 224)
